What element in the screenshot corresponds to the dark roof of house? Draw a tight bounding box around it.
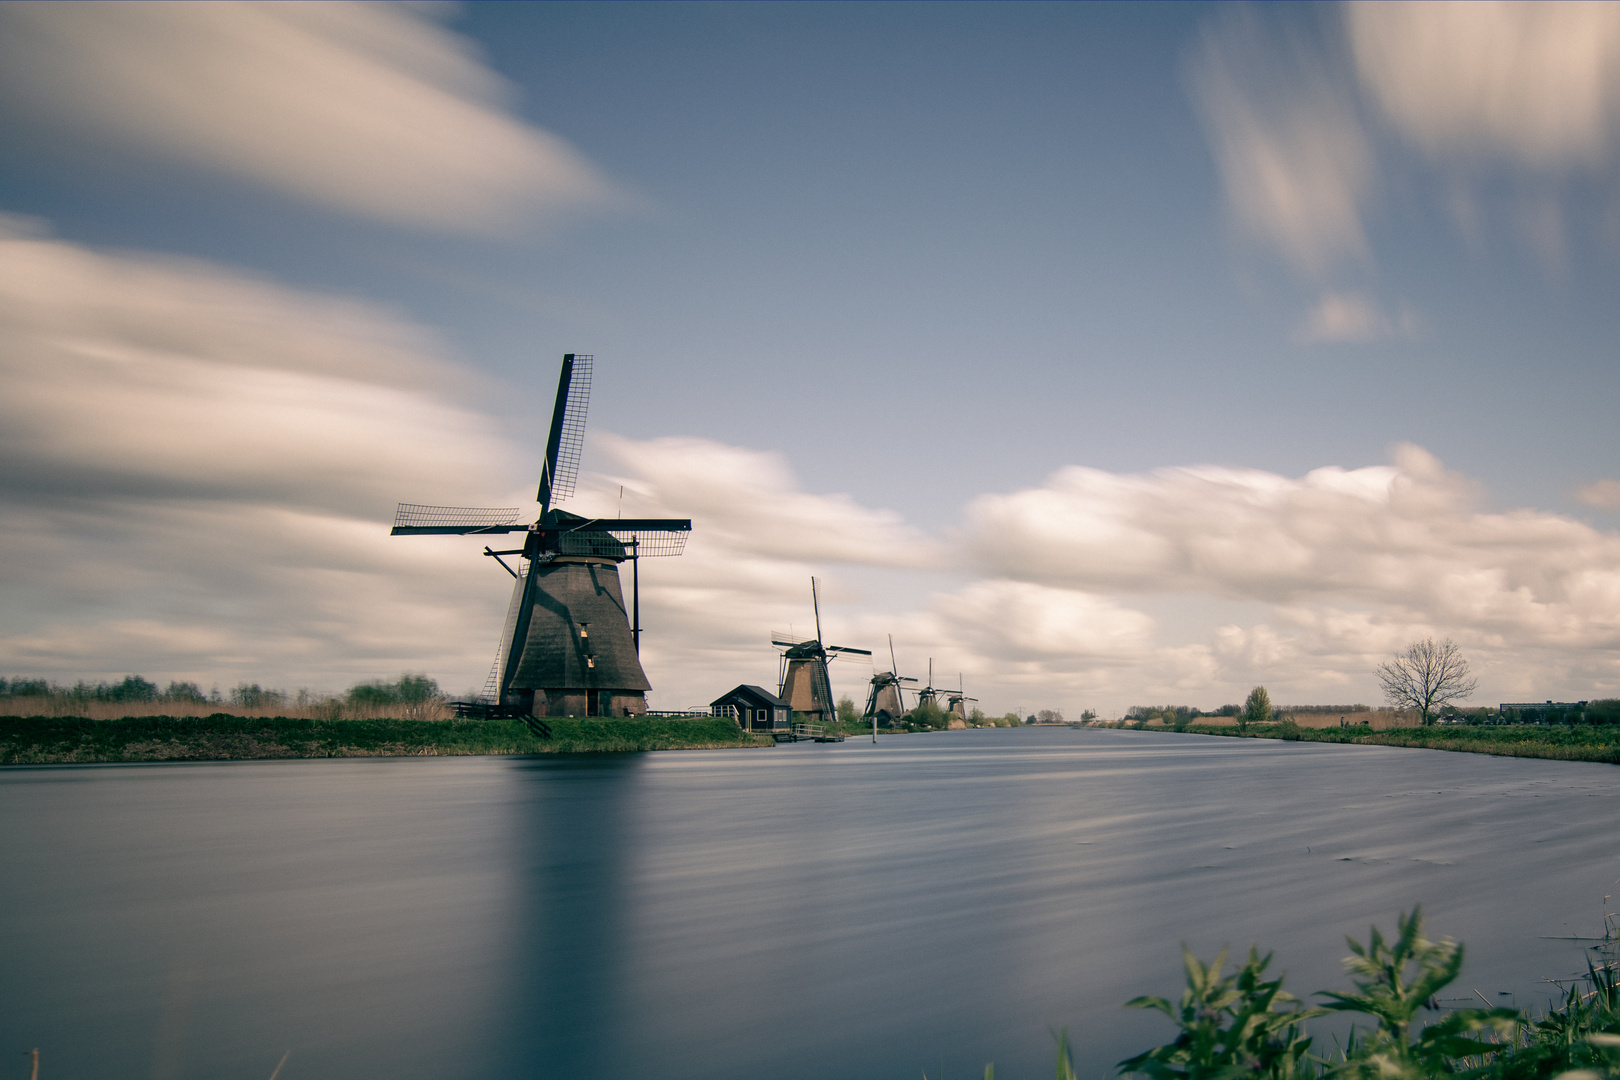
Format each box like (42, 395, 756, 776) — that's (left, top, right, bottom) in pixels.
(711, 684, 787, 710)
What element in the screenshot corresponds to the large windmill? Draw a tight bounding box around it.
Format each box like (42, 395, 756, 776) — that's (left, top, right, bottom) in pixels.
(772, 578, 870, 725)
(391, 354, 691, 718)
(863, 634, 916, 726)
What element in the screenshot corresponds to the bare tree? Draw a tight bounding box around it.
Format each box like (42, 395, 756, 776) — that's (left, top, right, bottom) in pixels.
(1376, 638, 1478, 725)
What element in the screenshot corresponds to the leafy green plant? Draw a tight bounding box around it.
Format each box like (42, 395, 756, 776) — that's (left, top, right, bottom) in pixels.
(1317, 907, 1516, 1078)
(1119, 944, 1322, 1078)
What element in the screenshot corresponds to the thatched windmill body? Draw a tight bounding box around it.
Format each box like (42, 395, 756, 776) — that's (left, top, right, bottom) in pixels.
(863, 634, 916, 726)
(772, 578, 870, 725)
(946, 674, 978, 722)
(391, 354, 690, 718)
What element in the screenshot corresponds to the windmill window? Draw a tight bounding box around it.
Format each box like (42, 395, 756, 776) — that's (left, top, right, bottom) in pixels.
(586, 657, 595, 668)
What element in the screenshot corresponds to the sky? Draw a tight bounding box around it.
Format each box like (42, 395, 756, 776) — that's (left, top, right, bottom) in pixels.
(3, 0, 1620, 717)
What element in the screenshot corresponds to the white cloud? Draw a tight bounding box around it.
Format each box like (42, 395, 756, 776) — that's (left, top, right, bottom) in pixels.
(1188, 7, 1375, 277)
(1347, 0, 1620, 169)
(1576, 479, 1620, 511)
(964, 444, 1620, 656)
(8, 231, 1620, 712)
(0, 1, 620, 233)
(0, 228, 530, 690)
(1297, 291, 1418, 343)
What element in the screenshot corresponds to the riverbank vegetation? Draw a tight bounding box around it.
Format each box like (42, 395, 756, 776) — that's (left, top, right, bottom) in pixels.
(0, 715, 769, 764)
(1096, 906, 1620, 1078)
(0, 673, 458, 721)
(1109, 718, 1620, 764)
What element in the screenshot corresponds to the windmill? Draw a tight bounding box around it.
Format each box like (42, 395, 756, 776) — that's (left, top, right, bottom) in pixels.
(862, 634, 916, 726)
(945, 674, 978, 723)
(390, 354, 691, 718)
(772, 578, 871, 725)
(915, 658, 943, 710)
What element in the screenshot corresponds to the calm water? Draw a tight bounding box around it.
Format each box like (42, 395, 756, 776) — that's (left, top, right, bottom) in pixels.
(4, 727, 1619, 1079)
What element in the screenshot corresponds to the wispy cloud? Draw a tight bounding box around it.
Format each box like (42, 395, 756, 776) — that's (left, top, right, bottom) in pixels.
(1576, 479, 1620, 511)
(1347, 0, 1620, 169)
(1297, 290, 1418, 343)
(7, 223, 1620, 709)
(0, 1, 622, 234)
(0, 225, 529, 690)
(1188, 6, 1375, 278)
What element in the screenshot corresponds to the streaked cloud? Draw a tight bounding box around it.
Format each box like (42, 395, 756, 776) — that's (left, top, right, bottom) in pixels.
(592, 435, 940, 571)
(1188, 6, 1374, 277)
(0, 225, 529, 690)
(0, 1, 621, 233)
(1576, 479, 1620, 511)
(1347, 0, 1620, 168)
(7, 228, 1620, 710)
(1297, 290, 1418, 343)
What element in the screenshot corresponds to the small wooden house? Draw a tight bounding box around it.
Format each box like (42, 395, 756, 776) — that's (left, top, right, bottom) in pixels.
(711, 685, 790, 732)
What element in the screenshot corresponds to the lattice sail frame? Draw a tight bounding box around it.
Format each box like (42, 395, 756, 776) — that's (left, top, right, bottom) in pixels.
(393, 504, 524, 531)
(558, 528, 689, 559)
(549, 353, 592, 504)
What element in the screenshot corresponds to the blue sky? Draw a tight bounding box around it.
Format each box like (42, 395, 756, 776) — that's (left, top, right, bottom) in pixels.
(3, 1, 1619, 715)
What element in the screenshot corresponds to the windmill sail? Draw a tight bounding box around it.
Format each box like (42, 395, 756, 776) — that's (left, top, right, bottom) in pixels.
(391, 504, 525, 535)
(538, 353, 592, 510)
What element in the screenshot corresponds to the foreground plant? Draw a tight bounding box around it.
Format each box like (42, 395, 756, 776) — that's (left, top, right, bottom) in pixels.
(1119, 945, 1322, 1078)
(1320, 907, 1516, 1078)
(1114, 908, 1586, 1079)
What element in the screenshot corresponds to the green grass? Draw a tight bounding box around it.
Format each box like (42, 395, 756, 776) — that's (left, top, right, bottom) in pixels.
(1158, 721, 1620, 764)
(0, 714, 769, 764)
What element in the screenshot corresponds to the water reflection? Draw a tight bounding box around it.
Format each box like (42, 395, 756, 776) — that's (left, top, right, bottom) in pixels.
(495, 755, 642, 1077)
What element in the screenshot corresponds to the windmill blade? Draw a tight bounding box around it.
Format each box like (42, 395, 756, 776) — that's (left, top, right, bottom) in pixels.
(391, 503, 526, 535)
(826, 645, 873, 656)
(537, 353, 593, 510)
(552, 517, 691, 557)
(557, 526, 691, 559)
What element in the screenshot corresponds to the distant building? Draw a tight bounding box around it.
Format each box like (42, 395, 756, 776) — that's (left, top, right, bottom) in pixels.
(1499, 700, 1588, 720)
(711, 685, 790, 732)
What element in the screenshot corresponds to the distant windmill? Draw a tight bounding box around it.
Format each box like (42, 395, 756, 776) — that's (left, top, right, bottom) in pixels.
(772, 578, 871, 725)
(863, 634, 916, 726)
(391, 354, 691, 718)
(915, 658, 943, 710)
(945, 674, 978, 723)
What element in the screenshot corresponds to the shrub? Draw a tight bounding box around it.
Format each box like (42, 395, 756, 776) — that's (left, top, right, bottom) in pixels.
(1238, 686, 1272, 732)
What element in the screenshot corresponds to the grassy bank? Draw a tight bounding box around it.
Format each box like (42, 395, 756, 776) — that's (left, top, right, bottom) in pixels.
(0, 715, 769, 765)
(1140, 720, 1620, 763)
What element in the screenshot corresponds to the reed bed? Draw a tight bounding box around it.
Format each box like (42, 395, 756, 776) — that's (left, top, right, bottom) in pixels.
(0, 715, 768, 764)
(1144, 720, 1620, 763)
(0, 695, 454, 722)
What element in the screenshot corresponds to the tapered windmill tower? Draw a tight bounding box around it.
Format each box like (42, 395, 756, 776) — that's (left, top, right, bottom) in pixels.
(915, 658, 942, 710)
(391, 354, 691, 718)
(945, 674, 978, 723)
(772, 578, 870, 725)
(863, 634, 916, 726)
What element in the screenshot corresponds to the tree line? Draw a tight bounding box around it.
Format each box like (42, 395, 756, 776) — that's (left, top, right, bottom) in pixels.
(0, 673, 444, 710)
